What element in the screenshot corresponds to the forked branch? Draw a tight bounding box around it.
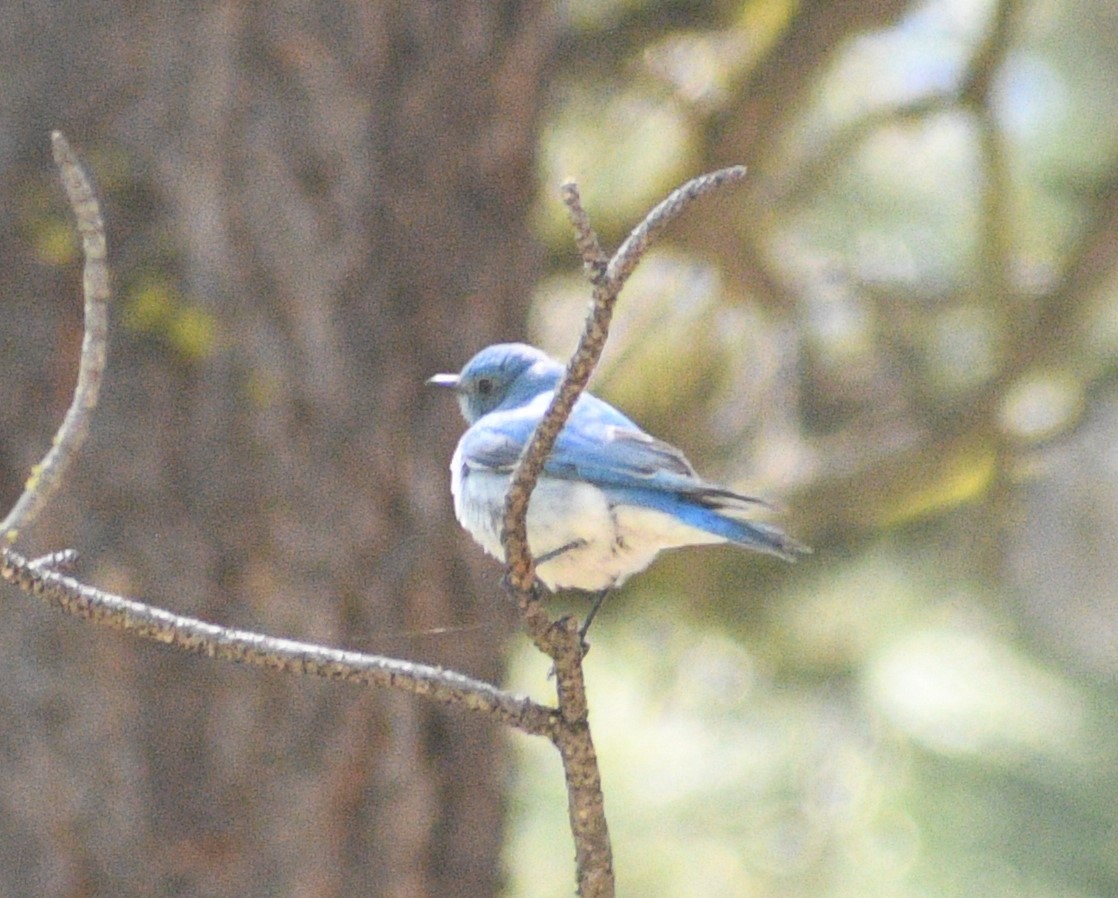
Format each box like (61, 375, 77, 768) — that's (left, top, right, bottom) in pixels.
(0, 134, 746, 898)
(499, 166, 748, 898)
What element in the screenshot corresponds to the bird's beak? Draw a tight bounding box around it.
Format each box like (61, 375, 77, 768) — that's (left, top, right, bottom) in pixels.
(427, 373, 461, 390)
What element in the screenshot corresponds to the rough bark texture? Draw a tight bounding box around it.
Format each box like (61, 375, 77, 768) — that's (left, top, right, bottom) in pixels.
(0, 3, 555, 896)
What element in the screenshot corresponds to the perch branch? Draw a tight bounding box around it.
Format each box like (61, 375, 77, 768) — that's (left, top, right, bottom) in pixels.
(2, 134, 748, 898)
(499, 166, 747, 898)
(501, 165, 747, 596)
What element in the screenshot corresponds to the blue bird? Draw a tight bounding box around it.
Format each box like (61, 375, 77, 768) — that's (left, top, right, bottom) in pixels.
(430, 343, 806, 613)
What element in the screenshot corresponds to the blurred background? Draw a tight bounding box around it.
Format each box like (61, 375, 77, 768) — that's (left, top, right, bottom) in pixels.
(0, 1, 1115, 896)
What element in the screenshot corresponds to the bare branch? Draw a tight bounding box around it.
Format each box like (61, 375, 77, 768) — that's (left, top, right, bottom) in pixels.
(0, 133, 562, 734)
(0, 548, 558, 737)
(0, 132, 110, 543)
(604, 166, 747, 288)
(499, 167, 747, 898)
(3, 135, 744, 898)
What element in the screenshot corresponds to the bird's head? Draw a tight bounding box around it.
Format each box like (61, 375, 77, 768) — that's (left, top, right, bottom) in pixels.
(428, 343, 564, 424)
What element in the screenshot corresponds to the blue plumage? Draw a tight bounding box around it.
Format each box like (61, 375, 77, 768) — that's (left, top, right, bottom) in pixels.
(430, 343, 806, 594)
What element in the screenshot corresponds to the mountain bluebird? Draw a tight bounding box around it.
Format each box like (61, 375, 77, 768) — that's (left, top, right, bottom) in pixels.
(430, 343, 806, 606)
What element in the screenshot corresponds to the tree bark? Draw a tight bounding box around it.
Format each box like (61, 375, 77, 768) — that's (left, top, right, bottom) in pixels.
(0, 3, 556, 896)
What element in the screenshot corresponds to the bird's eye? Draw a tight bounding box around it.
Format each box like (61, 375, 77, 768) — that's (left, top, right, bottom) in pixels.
(476, 377, 493, 396)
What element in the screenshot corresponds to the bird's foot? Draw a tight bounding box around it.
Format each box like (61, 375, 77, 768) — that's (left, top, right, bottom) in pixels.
(500, 572, 549, 603)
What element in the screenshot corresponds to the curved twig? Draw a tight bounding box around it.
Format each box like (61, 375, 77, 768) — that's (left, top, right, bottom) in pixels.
(1, 132, 110, 543)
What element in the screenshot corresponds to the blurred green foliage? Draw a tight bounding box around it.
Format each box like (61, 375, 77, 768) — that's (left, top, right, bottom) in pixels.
(122, 277, 219, 362)
(506, 0, 1118, 895)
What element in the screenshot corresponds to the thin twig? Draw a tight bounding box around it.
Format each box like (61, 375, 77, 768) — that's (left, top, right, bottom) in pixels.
(0, 132, 110, 543)
(0, 548, 558, 737)
(604, 166, 747, 288)
(561, 181, 609, 282)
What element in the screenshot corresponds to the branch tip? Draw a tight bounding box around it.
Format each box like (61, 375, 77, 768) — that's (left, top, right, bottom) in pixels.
(0, 133, 110, 543)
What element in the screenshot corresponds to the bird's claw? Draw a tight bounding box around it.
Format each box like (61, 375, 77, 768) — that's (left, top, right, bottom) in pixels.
(499, 572, 547, 604)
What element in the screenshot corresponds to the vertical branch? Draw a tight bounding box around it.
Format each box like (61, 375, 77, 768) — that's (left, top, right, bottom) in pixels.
(0, 132, 110, 543)
(499, 167, 747, 898)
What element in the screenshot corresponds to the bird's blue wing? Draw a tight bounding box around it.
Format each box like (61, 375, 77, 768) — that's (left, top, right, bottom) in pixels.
(457, 391, 797, 557)
(456, 418, 526, 471)
(460, 392, 747, 493)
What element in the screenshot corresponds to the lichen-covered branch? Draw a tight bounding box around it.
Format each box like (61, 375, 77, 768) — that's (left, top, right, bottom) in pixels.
(0, 548, 558, 737)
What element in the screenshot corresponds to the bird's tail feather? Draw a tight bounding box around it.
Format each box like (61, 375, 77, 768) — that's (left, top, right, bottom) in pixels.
(694, 484, 774, 512)
(693, 486, 810, 560)
(610, 483, 809, 561)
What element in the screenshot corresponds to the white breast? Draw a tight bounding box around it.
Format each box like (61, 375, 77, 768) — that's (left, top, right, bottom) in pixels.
(450, 443, 724, 592)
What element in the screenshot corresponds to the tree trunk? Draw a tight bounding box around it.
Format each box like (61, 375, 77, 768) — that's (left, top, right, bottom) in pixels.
(0, 3, 556, 895)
